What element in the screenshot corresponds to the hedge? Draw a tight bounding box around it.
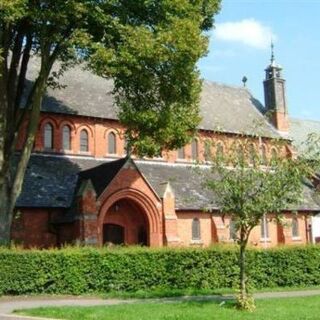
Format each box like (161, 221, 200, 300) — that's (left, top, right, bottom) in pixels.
(0, 245, 320, 295)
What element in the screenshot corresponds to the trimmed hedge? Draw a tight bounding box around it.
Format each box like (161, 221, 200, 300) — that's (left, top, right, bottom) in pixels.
(0, 246, 320, 295)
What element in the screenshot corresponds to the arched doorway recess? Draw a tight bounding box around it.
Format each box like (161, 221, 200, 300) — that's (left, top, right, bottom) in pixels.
(99, 188, 162, 247)
(103, 199, 148, 246)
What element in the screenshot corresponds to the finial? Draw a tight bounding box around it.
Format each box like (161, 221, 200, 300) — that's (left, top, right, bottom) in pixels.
(270, 40, 275, 64)
(242, 76, 247, 87)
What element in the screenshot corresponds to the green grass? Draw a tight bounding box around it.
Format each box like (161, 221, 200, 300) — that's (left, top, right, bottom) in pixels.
(17, 295, 320, 320)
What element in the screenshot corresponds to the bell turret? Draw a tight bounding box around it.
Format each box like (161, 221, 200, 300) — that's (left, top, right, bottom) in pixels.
(263, 43, 289, 132)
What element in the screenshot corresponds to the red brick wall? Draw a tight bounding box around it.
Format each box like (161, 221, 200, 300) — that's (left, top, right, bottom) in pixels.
(11, 208, 58, 248)
(17, 112, 291, 164)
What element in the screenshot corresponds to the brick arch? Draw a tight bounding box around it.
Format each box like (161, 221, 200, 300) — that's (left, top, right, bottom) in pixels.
(99, 188, 162, 246)
(39, 116, 59, 131)
(58, 120, 76, 132)
(38, 117, 59, 151)
(76, 124, 94, 137)
(103, 127, 121, 138)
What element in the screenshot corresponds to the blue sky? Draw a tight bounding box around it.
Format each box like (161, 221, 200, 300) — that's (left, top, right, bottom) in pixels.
(199, 0, 320, 121)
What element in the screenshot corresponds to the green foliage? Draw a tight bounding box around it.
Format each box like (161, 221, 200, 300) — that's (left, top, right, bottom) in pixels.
(205, 139, 310, 237)
(88, 0, 221, 156)
(0, 246, 320, 296)
(202, 137, 319, 307)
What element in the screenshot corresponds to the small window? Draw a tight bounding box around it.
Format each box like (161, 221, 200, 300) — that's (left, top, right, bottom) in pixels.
(248, 144, 256, 165)
(236, 143, 244, 162)
(44, 123, 53, 149)
(62, 125, 71, 150)
(108, 132, 117, 154)
(261, 214, 269, 239)
(177, 147, 185, 160)
(191, 139, 198, 161)
(292, 217, 299, 238)
(80, 130, 89, 152)
(271, 148, 278, 163)
(216, 142, 224, 159)
(192, 218, 201, 240)
(261, 145, 268, 165)
(204, 139, 212, 161)
(229, 220, 237, 241)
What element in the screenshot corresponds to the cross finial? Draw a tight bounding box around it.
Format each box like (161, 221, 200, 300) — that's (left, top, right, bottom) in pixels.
(242, 76, 247, 87)
(270, 40, 275, 63)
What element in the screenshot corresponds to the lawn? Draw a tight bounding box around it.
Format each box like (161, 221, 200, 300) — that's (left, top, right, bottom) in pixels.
(17, 295, 320, 320)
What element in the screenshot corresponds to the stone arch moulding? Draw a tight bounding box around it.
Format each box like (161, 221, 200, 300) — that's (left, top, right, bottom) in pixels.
(98, 188, 163, 247)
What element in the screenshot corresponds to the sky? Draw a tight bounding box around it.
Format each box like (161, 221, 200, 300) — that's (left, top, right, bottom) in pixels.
(199, 0, 320, 121)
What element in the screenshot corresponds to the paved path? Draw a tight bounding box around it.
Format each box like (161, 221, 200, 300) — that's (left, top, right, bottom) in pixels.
(1, 289, 320, 320)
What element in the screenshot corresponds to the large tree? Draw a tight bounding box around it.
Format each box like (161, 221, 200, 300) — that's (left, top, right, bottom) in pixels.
(203, 137, 318, 310)
(0, 0, 221, 244)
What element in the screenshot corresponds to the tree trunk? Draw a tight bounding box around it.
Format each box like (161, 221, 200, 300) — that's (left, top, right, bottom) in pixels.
(239, 241, 247, 300)
(0, 175, 12, 246)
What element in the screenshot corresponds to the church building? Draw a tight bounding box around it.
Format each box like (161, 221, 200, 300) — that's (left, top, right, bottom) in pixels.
(12, 53, 320, 248)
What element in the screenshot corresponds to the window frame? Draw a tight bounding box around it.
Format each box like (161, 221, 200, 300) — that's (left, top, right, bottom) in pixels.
(261, 145, 268, 166)
(80, 129, 89, 153)
(191, 139, 199, 161)
(177, 147, 185, 160)
(292, 217, 300, 239)
(107, 131, 117, 155)
(192, 218, 201, 240)
(216, 142, 224, 160)
(62, 125, 71, 151)
(43, 123, 54, 150)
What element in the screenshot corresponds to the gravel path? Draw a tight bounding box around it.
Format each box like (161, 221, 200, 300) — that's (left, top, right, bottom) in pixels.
(1, 289, 320, 320)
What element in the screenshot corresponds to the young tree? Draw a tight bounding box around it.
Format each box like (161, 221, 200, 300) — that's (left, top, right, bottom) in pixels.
(0, 0, 221, 244)
(203, 137, 316, 310)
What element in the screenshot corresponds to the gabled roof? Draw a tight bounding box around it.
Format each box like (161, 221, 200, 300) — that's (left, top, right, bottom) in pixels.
(24, 60, 281, 139)
(78, 157, 128, 197)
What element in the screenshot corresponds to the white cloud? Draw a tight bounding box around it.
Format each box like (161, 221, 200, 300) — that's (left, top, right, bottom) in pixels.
(214, 19, 277, 49)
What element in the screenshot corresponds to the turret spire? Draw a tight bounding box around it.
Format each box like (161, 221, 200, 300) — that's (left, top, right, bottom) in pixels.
(270, 41, 275, 64)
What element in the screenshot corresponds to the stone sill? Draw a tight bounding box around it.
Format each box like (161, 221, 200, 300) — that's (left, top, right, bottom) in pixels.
(78, 151, 92, 156)
(190, 239, 203, 245)
(292, 237, 302, 241)
(260, 238, 271, 243)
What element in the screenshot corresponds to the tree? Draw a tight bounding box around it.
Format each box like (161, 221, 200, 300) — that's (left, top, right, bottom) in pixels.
(203, 137, 317, 310)
(0, 0, 221, 244)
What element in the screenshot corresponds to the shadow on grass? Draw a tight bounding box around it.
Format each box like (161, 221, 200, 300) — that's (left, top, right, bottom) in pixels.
(104, 288, 235, 300)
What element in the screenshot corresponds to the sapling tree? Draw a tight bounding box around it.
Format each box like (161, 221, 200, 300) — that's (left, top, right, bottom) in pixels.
(203, 136, 318, 310)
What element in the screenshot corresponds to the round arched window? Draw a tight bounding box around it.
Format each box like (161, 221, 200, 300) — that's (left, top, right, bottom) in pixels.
(108, 132, 117, 154)
(62, 125, 71, 150)
(44, 123, 53, 149)
(80, 130, 89, 152)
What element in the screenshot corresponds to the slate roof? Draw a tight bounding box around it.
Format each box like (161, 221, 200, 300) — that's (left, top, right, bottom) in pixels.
(17, 154, 320, 212)
(25, 61, 281, 138)
(79, 157, 127, 197)
(289, 118, 320, 154)
(24, 59, 117, 119)
(16, 155, 105, 208)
